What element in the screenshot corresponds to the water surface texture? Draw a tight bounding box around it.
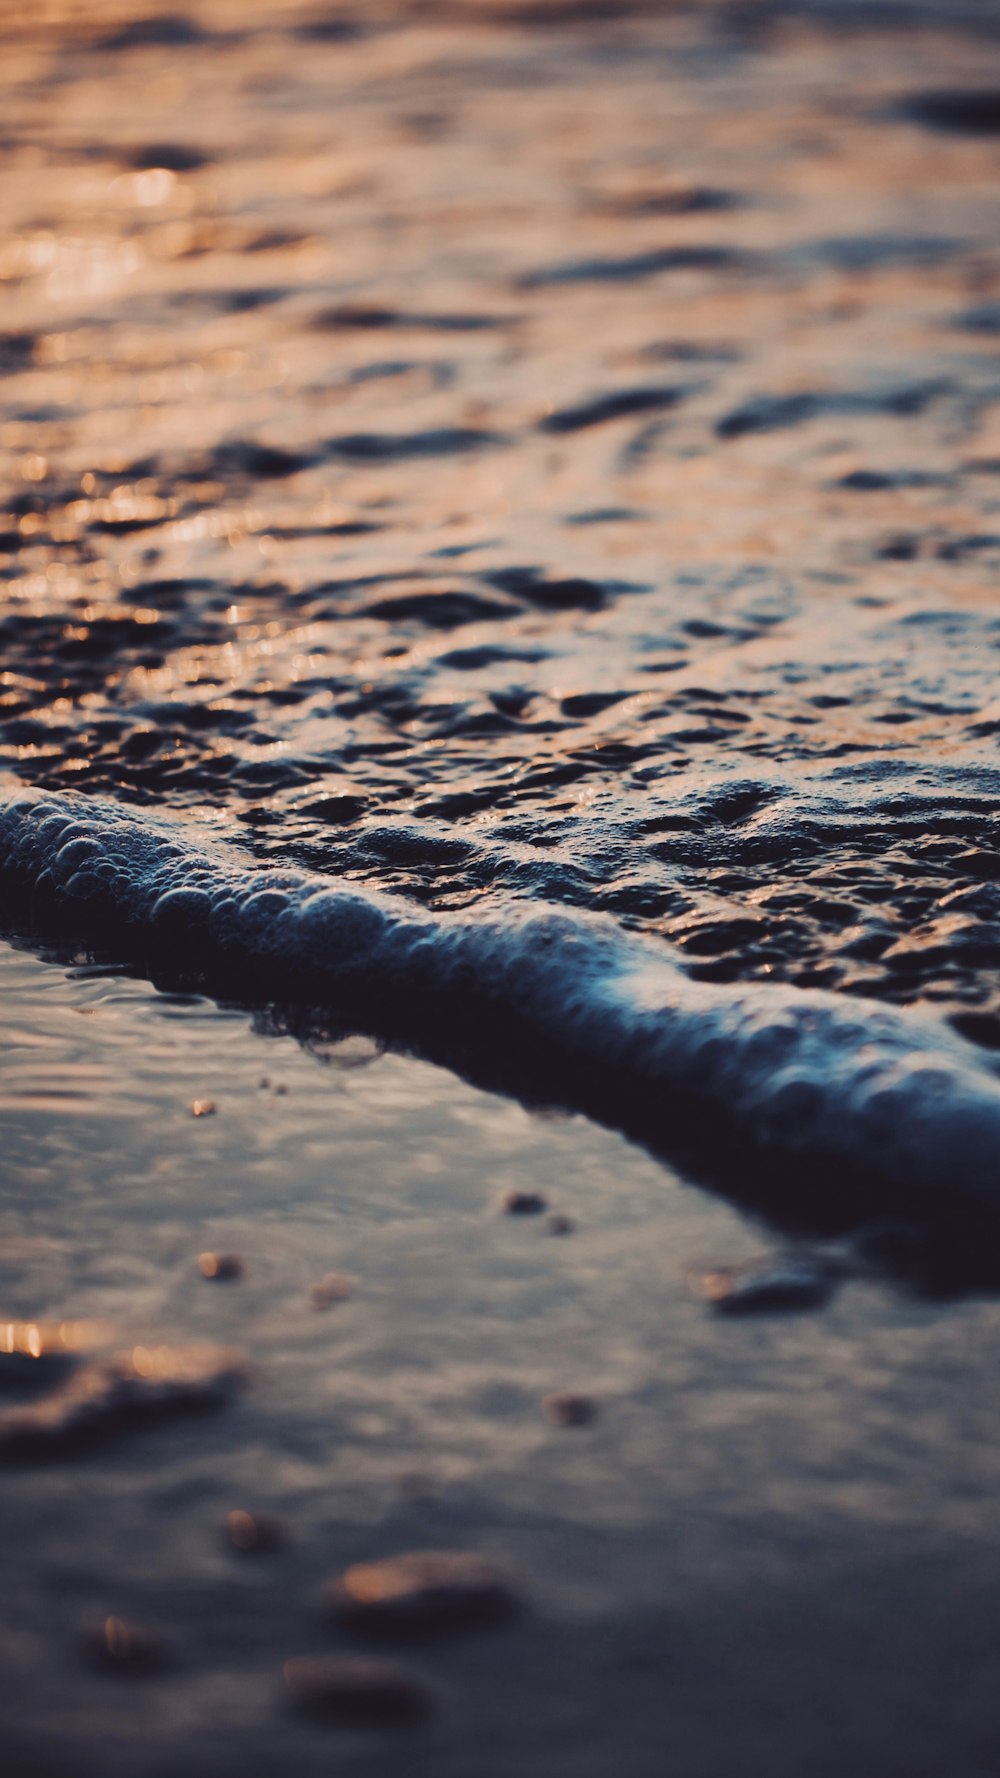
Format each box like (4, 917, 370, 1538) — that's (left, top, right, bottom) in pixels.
(3, 1, 1000, 1772)
(3, 0, 999, 1003)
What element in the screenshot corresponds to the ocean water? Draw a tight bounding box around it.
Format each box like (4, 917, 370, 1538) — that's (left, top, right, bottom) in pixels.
(2, 1, 1000, 1772)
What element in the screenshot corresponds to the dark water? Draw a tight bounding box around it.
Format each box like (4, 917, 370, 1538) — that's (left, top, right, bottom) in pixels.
(2, 1, 1000, 1772)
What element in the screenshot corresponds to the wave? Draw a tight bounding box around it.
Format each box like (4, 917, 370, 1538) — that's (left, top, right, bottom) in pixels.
(3, 790, 1000, 1285)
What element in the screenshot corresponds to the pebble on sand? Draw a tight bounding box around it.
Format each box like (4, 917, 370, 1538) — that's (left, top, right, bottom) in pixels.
(198, 1252, 243, 1281)
(190, 1100, 217, 1118)
(83, 1616, 166, 1674)
(225, 1508, 283, 1553)
(283, 1654, 431, 1725)
(310, 1271, 354, 1310)
(0, 1343, 244, 1459)
(499, 1190, 548, 1216)
(329, 1550, 516, 1637)
(694, 1257, 837, 1316)
(542, 1392, 595, 1427)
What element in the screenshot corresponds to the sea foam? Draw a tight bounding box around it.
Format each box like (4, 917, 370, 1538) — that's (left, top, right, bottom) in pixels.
(2, 790, 999, 1258)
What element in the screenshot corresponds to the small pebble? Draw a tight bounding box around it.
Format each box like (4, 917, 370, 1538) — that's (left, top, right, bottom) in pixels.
(190, 1100, 217, 1118)
(283, 1655, 431, 1725)
(329, 1550, 516, 1637)
(499, 1190, 547, 1216)
(225, 1508, 283, 1554)
(542, 1392, 595, 1427)
(546, 1213, 575, 1236)
(198, 1252, 243, 1282)
(310, 1272, 354, 1310)
(694, 1258, 836, 1316)
(0, 1343, 243, 1459)
(83, 1616, 166, 1674)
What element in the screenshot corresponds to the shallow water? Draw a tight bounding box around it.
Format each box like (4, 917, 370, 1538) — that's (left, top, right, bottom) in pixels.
(2, 0, 1000, 1770)
(3, 0, 1000, 1012)
(7, 934, 1000, 1778)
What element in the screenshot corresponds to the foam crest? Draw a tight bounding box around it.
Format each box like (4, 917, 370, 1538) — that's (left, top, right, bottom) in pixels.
(3, 791, 1000, 1251)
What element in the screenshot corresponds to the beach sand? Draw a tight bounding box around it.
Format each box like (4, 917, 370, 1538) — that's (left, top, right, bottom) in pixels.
(5, 935, 1000, 1776)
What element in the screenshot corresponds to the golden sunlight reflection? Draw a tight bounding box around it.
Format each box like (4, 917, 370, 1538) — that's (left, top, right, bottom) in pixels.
(0, 1318, 112, 1357)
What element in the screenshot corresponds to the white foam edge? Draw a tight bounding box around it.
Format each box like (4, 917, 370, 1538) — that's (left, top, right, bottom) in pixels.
(2, 789, 999, 1217)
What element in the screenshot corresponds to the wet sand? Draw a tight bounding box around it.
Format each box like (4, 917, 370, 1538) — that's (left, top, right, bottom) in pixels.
(6, 935, 1000, 1777)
